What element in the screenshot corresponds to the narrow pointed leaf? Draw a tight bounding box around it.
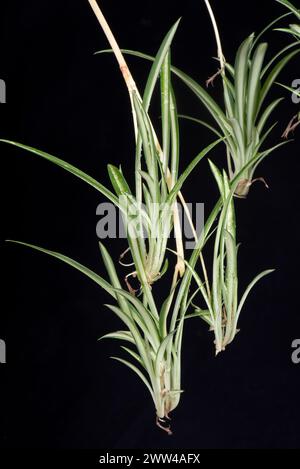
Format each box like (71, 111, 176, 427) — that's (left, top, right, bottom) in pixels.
(99, 331, 134, 344)
(6, 240, 115, 297)
(275, 0, 300, 18)
(259, 49, 300, 113)
(97, 49, 232, 136)
(0, 140, 119, 206)
(234, 34, 254, 129)
(160, 50, 171, 176)
(257, 98, 284, 135)
(142, 19, 181, 112)
(107, 164, 131, 195)
(154, 331, 176, 376)
(111, 357, 154, 398)
(167, 137, 224, 204)
(99, 242, 131, 316)
(121, 346, 145, 368)
(247, 43, 268, 139)
(105, 304, 154, 376)
(178, 114, 222, 138)
(235, 269, 275, 323)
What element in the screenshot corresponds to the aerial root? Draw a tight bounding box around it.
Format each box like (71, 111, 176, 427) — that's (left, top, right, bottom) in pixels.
(119, 248, 134, 267)
(206, 68, 222, 87)
(251, 177, 269, 190)
(282, 114, 300, 139)
(124, 272, 139, 296)
(156, 416, 173, 436)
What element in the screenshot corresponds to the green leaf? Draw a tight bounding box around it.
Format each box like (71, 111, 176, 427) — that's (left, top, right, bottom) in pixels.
(106, 307, 153, 360)
(275, 0, 300, 19)
(256, 122, 279, 153)
(132, 92, 159, 197)
(135, 19, 180, 208)
(225, 63, 235, 77)
(235, 269, 275, 325)
(142, 19, 181, 112)
(276, 81, 300, 97)
(250, 140, 291, 178)
(105, 304, 154, 379)
(111, 287, 160, 345)
(167, 137, 224, 204)
(234, 34, 254, 130)
(259, 49, 300, 113)
(99, 331, 134, 344)
(99, 242, 131, 317)
(257, 98, 284, 135)
(230, 118, 246, 167)
(159, 280, 179, 338)
(160, 258, 169, 278)
(261, 41, 300, 78)
(175, 68, 231, 136)
(173, 250, 213, 318)
(274, 26, 300, 36)
(107, 164, 131, 196)
(192, 309, 213, 327)
(208, 159, 225, 200)
(252, 11, 292, 48)
(223, 75, 235, 119)
(170, 85, 180, 186)
(290, 23, 300, 34)
(171, 147, 280, 332)
(135, 18, 180, 202)
(246, 43, 268, 140)
(160, 50, 171, 176)
(140, 170, 157, 202)
(97, 49, 231, 137)
(154, 330, 176, 376)
(178, 114, 222, 138)
(121, 346, 145, 368)
(6, 240, 115, 297)
(0, 140, 119, 206)
(224, 229, 238, 318)
(111, 356, 154, 398)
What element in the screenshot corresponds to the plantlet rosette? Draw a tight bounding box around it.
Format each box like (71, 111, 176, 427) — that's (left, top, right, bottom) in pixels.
(106, 10, 299, 197)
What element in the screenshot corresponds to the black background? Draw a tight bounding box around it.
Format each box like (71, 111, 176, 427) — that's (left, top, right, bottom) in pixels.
(0, 0, 300, 449)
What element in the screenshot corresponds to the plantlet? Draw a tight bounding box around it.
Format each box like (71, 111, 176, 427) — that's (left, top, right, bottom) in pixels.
(111, 1, 299, 197)
(186, 161, 274, 354)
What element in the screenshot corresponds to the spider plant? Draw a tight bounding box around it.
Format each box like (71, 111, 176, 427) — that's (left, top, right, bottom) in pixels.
(3, 0, 282, 434)
(2, 1, 223, 434)
(103, 0, 299, 197)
